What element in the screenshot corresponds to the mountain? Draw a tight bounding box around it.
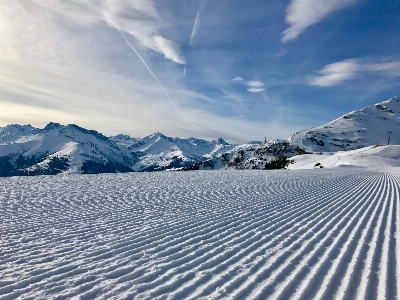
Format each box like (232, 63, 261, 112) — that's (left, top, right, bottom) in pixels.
(0, 123, 248, 176)
(289, 97, 400, 152)
(109, 132, 240, 171)
(181, 140, 308, 170)
(0, 123, 133, 176)
(1, 96, 399, 176)
(182, 96, 400, 170)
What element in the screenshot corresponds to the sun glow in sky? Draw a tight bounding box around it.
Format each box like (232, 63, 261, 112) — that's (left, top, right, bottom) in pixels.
(0, 0, 399, 143)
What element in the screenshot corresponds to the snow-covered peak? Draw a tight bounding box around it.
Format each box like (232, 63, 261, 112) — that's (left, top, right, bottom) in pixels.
(1, 96, 399, 175)
(62, 124, 110, 142)
(375, 96, 400, 106)
(0, 124, 245, 174)
(44, 122, 63, 131)
(217, 138, 228, 146)
(0, 124, 39, 143)
(147, 132, 166, 140)
(289, 97, 400, 152)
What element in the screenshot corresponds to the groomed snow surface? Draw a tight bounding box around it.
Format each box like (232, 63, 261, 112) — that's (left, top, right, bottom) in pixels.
(288, 145, 400, 170)
(1, 169, 399, 299)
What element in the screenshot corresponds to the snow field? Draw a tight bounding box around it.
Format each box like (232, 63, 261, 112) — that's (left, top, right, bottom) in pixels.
(0, 170, 399, 299)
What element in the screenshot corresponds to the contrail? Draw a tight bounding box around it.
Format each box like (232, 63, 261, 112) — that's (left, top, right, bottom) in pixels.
(190, 10, 201, 45)
(117, 29, 181, 114)
(190, 1, 207, 46)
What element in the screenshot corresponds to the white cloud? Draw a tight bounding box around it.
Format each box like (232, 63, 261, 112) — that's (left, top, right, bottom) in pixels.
(231, 78, 265, 93)
(152, 36, 186, 64)
(310, 59, 359, 86)
(32, 0, 186, 64)
(246, 81, 265, 92)
(247, 81, 265, 88)
(310, 58, 400, 87)
(282, 0, 356, 43)
(247, 88, 265, 93)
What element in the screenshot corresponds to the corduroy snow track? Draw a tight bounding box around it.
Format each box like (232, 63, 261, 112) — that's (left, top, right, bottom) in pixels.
(0, 169, 399, 299)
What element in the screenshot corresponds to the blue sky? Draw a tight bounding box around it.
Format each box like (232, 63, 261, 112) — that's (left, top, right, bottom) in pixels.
(1, 0, 399, 143)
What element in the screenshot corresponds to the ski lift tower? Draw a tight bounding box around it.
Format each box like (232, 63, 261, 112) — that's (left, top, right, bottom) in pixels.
(387, 131, 393, 145)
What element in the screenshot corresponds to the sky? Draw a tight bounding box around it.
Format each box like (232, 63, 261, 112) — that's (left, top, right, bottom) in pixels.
(0, 0, 399, 143)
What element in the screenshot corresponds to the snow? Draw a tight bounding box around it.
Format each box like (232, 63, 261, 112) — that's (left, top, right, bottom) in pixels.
(289, 97, 400, 152)
(2, 97, 400, 174)
(1, 167, 399, 299)
(1, 97, 400, 297)
(0, 123, 243, 173)
(288, 145, 400, 170)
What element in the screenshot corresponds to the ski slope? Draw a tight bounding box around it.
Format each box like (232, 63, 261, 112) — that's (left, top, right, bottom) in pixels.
(1, 170, 399, 299)
(289, 145, 400, 170)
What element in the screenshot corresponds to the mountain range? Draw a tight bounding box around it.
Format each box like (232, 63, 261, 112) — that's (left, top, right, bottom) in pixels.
(0, 96, 399, 176)
(0, 122, 254, 176)
(194, 96, 400, 170)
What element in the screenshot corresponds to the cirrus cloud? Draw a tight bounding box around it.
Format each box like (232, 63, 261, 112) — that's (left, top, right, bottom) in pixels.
(310, 58, 400, 87)
(247, 88, 265, 93)
(282, 0, 357, 43)
(246, 81, 265, 93)
(247, 81, 265, 88)
(33, 0, 186, 64)
(231, 78, 265, 93)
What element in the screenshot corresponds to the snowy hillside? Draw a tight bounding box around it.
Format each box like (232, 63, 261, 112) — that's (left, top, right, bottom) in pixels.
(0, 123, 241, 176)
(182, 140, 308, 171)
(289, 144, 400, 170)
(109, 132, 241, 171)
(230, 96, 400, 171)
(1, 96, 399, 175)
(289, 97, 400, 152)
(1, 169, 399, 299)
(0, 123, 133, 176)
(181, 96, 400, 171)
